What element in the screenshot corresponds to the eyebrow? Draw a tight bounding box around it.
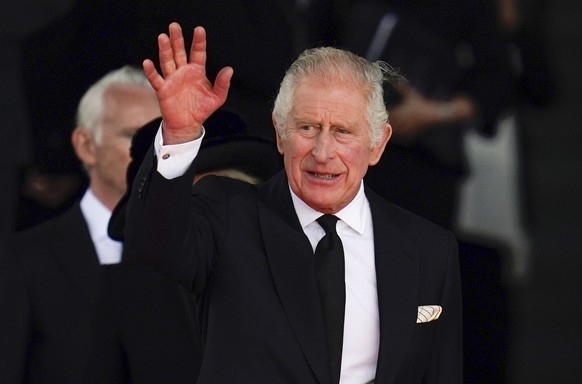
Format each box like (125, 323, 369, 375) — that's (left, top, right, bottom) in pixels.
(292, 115, 355, 128)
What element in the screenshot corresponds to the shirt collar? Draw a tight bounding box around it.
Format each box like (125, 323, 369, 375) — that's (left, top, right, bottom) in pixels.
(79, 188, 113, 241)
(289, 181, 367, 235)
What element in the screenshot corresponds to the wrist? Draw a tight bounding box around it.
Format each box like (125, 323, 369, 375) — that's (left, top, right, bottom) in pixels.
(161, 121, 204, 145)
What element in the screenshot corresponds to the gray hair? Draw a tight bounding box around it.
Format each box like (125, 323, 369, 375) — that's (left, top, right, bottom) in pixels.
(75, 65, 152, 143)
(272, 47, 400, 148)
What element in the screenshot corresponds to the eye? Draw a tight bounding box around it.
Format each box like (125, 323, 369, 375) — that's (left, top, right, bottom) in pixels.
(300, 125, 314, 131)
(335, 127, 351, 135)
(124, 127, 142, 139)
(297, 124, 319, 137)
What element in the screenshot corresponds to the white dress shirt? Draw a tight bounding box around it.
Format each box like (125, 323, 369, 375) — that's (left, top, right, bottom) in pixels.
(79, 188, 122, 265)
(155, 126, 380, 383)
(290, 184, 379, 384)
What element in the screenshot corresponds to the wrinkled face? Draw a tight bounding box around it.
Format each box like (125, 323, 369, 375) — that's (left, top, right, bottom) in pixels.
(91, 85, 160, 204)
(275, 77, 390, 214)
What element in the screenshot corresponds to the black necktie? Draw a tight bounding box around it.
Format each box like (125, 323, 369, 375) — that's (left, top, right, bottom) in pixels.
(315, 214, 345, 384)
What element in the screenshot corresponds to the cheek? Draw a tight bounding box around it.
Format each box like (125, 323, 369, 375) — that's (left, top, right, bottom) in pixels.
(283, 140, 310, 167)
(112, 138, 133, 160)
(347, 146, 370, 167)
(342, 149, 372, 182)
(98, 141, 132, 170)
(284, 153, 302, 181)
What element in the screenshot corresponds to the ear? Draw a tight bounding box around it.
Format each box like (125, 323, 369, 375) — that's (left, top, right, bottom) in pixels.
(71, 127, 97, 168)
(369, 123, 392, 166)
(273, 113, 285, 155)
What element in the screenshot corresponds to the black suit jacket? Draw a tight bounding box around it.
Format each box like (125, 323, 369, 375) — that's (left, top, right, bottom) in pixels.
(0, 203, 100, 383)
(124, 148, 463, 384)
(84, 260, 203, 383)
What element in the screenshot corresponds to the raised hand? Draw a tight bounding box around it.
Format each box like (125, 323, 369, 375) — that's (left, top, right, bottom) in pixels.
(143, 23, 233, 144)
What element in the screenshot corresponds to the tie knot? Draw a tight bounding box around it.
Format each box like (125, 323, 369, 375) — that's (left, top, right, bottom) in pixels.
(317, 214, 339, 234)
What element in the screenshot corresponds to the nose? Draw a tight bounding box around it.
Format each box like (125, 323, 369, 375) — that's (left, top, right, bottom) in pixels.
(311, 129, 336, 163)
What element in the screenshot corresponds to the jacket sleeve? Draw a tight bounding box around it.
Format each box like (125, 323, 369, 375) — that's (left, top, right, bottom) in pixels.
(123, 146, 227, 296)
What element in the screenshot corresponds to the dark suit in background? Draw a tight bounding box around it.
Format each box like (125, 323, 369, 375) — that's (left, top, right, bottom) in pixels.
(0, 204, 99, 383)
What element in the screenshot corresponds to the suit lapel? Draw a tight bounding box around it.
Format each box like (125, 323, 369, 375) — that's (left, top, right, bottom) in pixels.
(50, 204, 101, 305)
(366, 188, 420, 384)
(257, 172, 330, 384)
(256, 175, 421, 383)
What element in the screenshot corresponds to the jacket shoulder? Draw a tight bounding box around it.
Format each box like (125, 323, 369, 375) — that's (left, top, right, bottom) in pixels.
(7, 203, 88, 257)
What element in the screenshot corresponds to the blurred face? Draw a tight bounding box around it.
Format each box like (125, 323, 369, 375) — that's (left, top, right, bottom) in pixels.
(90, 84, 160, 208)
(275, 77, 391, 214)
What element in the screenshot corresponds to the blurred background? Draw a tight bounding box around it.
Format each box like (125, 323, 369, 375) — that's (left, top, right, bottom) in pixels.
(3, 0, 581, 382)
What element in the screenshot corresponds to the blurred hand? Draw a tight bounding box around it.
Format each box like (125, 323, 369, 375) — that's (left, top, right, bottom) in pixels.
(389, 83, 477, 143)
(388, 83, 436, 142)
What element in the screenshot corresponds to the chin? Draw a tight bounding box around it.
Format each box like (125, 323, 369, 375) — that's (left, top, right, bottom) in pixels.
(305, 197, 338, 213)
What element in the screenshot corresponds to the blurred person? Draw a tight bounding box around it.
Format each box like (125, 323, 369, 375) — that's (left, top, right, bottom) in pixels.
(0, 66, 160, 384)
(84, 111, 282, 384)
(340, 0, 515, 230)
(120, 23, 462, 383)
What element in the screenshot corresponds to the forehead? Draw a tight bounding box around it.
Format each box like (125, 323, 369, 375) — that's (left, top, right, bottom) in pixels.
(103, 84, 156, 107)
(101, 84, 159, 128)
(291, 77, 368, 123)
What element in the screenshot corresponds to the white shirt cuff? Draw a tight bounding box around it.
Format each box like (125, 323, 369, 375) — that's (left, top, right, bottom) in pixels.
(153, 123, 205, 179)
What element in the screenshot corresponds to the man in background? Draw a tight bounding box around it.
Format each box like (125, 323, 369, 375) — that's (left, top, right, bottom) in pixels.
(0, 66, 160, 383)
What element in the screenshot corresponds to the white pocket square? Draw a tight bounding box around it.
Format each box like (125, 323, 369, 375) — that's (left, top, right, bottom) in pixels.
(417, 305, 442, 323)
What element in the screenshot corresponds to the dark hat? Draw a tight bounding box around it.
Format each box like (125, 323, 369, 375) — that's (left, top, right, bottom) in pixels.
(196, 110, 282, 181)
(108, 110, 282, 241)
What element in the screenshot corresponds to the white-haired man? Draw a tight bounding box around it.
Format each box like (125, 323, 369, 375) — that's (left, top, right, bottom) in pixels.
(123, 23, 463, 384)
(0, 66, 160, 383)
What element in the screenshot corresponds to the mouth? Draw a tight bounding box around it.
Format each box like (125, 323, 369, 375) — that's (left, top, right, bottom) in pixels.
(308, 172, 339, 180)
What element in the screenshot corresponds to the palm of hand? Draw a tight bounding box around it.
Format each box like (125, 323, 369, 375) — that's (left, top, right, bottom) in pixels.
(157, 63, 223, 135)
